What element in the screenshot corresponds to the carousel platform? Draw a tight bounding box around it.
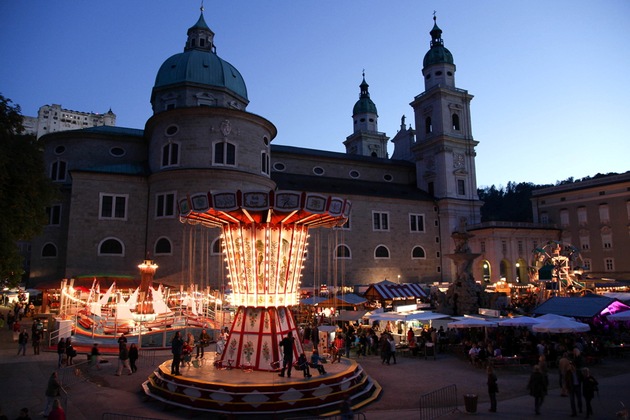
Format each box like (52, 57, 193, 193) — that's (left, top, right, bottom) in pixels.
(142, 353, 382, 418)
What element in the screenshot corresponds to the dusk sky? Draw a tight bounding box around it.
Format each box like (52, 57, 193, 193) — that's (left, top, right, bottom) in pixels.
(1, 1, 628, 188)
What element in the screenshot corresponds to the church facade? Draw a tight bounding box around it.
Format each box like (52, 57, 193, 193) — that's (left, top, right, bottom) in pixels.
(29, 13, 562, 292)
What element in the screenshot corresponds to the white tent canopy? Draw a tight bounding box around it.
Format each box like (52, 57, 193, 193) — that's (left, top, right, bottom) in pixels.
(367, 311, 450, 322)
(606, 311, 630, 321)
(498, 316, 544, 327)
(532, 318, 590, 333)
(448, 318, 498, 328)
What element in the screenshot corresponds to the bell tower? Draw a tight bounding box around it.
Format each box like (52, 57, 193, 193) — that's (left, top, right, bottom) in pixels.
(411, 16, 482, 258)
(344, 72, 389, 158)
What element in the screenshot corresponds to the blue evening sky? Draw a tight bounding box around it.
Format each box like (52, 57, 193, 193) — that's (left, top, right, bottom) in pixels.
(1, 1, 628, 188)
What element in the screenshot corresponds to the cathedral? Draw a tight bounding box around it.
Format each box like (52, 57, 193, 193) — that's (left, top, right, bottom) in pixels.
(29, 12, 569, 292)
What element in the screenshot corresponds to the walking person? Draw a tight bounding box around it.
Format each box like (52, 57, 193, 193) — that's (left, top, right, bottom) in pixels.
(17, 328, 28, 356)
(487, 365, 498, 413)
(278, 333, 295, 378)
(171, 331, 184, 375)
(116, 340, 132, 376)
(57, 338, 66, 368)
(581, 367, 598, 419)
(43, 371, 61, 417)
(32, 328, 41, 355)
(388, 334, 397, 364)
(128, 343, 139, 373)
(90, 343, 102, 370)
(527, 365, 547, 416)
(65, 339, 76, 365)
(565, 361, 583, 416)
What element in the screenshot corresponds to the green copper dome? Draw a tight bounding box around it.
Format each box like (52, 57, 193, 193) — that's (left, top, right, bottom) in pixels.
(154, 50, 248, 100)
(353, 76, 377, 115)
(422, 18, 454, 68)
(153, 12, 248, 101)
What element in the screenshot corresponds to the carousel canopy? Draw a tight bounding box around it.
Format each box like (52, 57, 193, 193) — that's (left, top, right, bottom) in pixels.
(532, 296, 630, 319)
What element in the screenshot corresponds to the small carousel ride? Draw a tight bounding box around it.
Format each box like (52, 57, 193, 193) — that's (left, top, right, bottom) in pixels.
(530, 240, 587, 299)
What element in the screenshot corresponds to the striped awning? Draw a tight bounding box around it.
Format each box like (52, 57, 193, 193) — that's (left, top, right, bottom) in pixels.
(370, 282, 428, 300)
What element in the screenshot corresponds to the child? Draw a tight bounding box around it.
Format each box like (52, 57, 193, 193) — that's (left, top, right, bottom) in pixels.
(310, 349, 327, 375)
(296, 353, 312, 378)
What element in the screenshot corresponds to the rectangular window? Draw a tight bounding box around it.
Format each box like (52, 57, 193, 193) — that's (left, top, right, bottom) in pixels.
(604, 258, 614, 271)
(214, 142, 236, 166)
(162, 143, 179, 167)
(372, 212, 389, 231)
(457, 179, 465, 195)
(602, 234, 613, 249)
(156, 193, 175, 218)
(583, 259, 591, 271)
(46, 205, 61, 225)
(580, 236, 590, 251)
(261, 152, 270, 175)
(501, 240, 507, 253)
(409, 214, 425, 232)
(577, 207, 587, 225)
(100, 193, 128, 220)
(599, 205, 610, 224)
(517, 240, 523, 253)
(480, 241, 486, 253)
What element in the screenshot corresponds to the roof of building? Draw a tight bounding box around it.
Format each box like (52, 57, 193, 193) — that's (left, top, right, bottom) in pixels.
(423, 18, 454, 68)
(271, 144, 413, 167)
(75, 163, 149, 176)
(532, 295, 629, 319)
(272, 172, 433, 201)
(80, 126, 144, 137)
(153, 12, 247, 101)
(353, 76, 377, 115)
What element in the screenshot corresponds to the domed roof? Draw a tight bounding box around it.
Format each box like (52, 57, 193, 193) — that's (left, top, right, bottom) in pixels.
(352, 76, 377, 115)
(154, 50, 248, 100)
(422, 18, 454, 68)
(153, 11, 248, 101)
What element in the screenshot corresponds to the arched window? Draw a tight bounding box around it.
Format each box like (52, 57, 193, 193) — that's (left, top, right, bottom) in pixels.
(425, 117, 432, 134)
(161, 142, 179, 167)
(481, 260, 491, 282)
(42, 243, 57, 258)
(452, 114, 460, 131)
(214, 141, 236, 165)
(154, 237, 172, 255)
(51, 160, 67, 181)
(374, 245, 390, 259)
(335, 244, 351, 259)
(411, 246, 426, 259)
(98, 238, 124, 256)
(211, 237, 223, 255)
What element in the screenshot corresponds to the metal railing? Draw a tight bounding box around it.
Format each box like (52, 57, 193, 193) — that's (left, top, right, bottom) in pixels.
(418, 384, 459, 420)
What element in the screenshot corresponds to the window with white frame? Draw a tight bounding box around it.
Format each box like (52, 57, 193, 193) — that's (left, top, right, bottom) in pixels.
(98, 238, 124, 256)
(46, 205, 61, 226)
(540, 212, 549, 223)
(602, 232, 613, 249)
(42, 243, 57, 258)
(156, 192, 176, 218)
(214, 141, 236, 165)
(51, 160, 67, 181)
(154, 237, 172, 255)
(409, 213, 425, 232)
(374, 245, 390, 259)
(100, 194, 128, 220)
(261, 151, 270, 175)
(577, 207, 587, 225)
(583, 259, 591, 271)
(599, 204, 610, 224)
(580, 235, 590, 251)
(335, 244, 351, 259)
(372, 211, 389, 231)
(411, 246, 426, 259)
(161, 142, 179, 167)
(604, 258, 614, 271)
(560, 209, 569, 227)
(457, 179, 465, 195)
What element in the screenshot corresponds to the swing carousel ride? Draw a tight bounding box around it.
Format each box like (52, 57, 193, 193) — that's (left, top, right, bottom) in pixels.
(142, 189, 382, 416)
(530, 240, 588, 298)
